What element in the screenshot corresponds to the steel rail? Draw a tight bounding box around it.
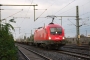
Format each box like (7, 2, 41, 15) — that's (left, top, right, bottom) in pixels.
(20, 45, 52, 60)
(18, 49, 30, 60)
(58, 51, 90, 60)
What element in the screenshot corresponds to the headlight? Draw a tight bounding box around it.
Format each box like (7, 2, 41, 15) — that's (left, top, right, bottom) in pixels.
(49, 36, 51, 40)
(63, 37, 65, 39)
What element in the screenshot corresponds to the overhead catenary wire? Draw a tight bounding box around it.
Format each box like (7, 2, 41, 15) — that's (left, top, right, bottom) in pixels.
(2, 9, 23, 20)
(10, 0, 90, 38)
(24, 0, 34, 18)
(78, 1, 90, 27)
(67, 18, 76, 26)
(52, 0, 90, 17)
(26, 0, 60, 33)
(35, 9, 47, 20)
(30, 0, 76, 26)
(51, 0, 90, 38)
(77, 0, 90, 27)
(79, 1, 90, 17)
(54, 0, 76, 15)
(35, 0, 59, 20)
(80, 12, 90, 16)
(79, 16, 90, 26)
(15, 0, 35, 28)
(29, 0, 77, 34)
(30, 19, 47, 30)
(33, 1, 89, 24)
(17, 0, 34, 28)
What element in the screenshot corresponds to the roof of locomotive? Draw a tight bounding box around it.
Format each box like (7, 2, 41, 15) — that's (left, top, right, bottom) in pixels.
(45, 23, 62, 28)
(34, 23, 62, 32)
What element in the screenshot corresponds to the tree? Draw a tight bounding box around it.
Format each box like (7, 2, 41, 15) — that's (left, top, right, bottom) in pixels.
(0, 19, 18, 60)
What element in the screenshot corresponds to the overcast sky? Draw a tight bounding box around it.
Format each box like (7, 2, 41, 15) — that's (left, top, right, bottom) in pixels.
(0, 0, 90, 39)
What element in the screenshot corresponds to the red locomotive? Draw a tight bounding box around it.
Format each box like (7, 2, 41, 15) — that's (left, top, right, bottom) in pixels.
(34, 23, 66, 49)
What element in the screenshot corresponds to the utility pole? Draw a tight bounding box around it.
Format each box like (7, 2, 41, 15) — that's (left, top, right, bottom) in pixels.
(86, 30, 87, 37)
(76, 6, 80, 45)
(0, 4, 1, 19)
(31, 30, 32, 35)
(0, 4, 38, 22)
(0, 4, 1, 30)
(59, 17, 62, 26)
(34, 9, 47, 21)
(34, 6, 35, 21)
(59, 17, 63, 26)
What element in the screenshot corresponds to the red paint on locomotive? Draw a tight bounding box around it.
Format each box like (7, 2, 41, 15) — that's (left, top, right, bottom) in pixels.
(34, 23, 65, 45)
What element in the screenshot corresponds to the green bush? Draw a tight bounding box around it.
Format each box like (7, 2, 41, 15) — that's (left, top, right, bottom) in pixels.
(0, 37, 18, 60)
(0, 19, 18, 60)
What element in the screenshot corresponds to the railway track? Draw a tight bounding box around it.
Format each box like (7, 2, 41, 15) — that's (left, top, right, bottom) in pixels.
(60, 45, 90, 56)
(18, 49, 30, 60)
(57, 50, 90, 60)
(17, 44, 52, 60)
(16, 43, 90, 60)
(62, 45, 90, 51)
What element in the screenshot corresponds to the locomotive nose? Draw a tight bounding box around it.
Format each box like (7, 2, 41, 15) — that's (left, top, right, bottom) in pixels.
(48, 35, 65, 41)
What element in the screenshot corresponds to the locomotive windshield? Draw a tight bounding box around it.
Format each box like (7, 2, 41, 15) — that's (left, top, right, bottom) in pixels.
(50, 27, 62, 35)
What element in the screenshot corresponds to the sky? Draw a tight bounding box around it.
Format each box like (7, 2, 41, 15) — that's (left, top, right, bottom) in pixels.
(0, 0, 90, 39)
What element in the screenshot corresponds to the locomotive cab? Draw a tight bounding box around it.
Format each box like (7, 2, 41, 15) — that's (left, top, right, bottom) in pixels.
(48, 27, 65, 40)
(48, 23, 65, 39)
(47, 23, 66, 46)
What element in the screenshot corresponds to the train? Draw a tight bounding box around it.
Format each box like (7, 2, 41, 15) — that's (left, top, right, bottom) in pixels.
(16, 22, 66, 49)
(33, 22, 66, 49)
